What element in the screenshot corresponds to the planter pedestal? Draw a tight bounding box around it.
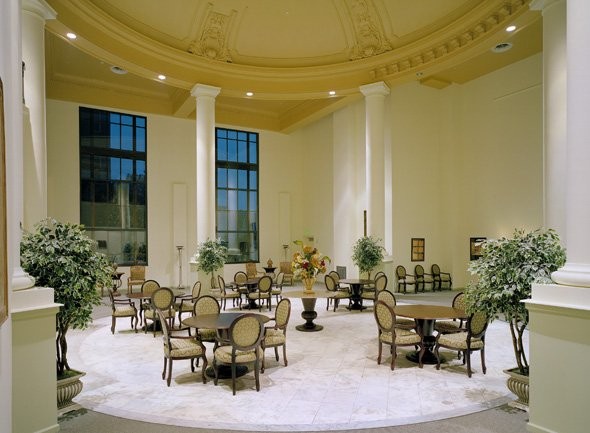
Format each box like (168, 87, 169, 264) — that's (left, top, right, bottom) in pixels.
(57, 371, 85, 415)
(504, 368, 529, 411)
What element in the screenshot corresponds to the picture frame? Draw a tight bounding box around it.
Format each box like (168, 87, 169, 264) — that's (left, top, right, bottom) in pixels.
(411, 238, 425, 262)
(0, 78, 8, 326)
(470, 237, 486, 260)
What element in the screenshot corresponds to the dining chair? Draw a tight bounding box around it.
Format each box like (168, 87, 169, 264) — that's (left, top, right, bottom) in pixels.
(233, 271, 249, 295)
(213, 313, 265, 395)
(361, 273, 388, 308)
(245, 262, 264, 279)
(271, 272, 284, 303)
(414, 264, 434, 292)
(261, 298, 291, 373)
(324, 274, 351, 312)
(434, 310, 489, 378)
(279, 261, 294, 285)
(395, 265, 416, 294)
(138, 279, 160, 325)
(247, 275, 273, 311)
(373, 300, 424, 370)
(108, 289, 138, 334)
(375, 290, 415, 330)
(434, 292, 467, 334)
(127, 265, 146, 294)
(177, 281, 202, 325)
(431, 264, 453, 291)
(192, 295, 221, 347)
(217, 275, 242, 310)
(144, 287, 176, 337)
(157, 309, 208, 386)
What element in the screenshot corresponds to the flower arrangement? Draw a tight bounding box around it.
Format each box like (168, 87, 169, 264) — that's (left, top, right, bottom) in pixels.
(291, 240, 330, 279)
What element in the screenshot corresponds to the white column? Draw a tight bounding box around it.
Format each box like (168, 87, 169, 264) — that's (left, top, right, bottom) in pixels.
(190, 84, 220, 244)
(359, 81, 389, 245)
(552, 0, 590, 288)
(21, 0, 55, 230)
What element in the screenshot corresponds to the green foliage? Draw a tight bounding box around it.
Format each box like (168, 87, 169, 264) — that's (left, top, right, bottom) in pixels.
(193, 238, 228, 277)
(20, 218, 112, 376)
(465, 228, 566, 375)
(351, 236, 385, 277)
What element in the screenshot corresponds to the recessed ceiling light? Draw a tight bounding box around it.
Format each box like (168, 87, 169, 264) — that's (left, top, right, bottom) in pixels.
(246, 92, 254, 97)
(157, 74, 166, 80)
(66, 32, 77, 40)
(110, 66, 127, 75)
(491, 42, 513, 53)
(506, 25, 516, 32)
(329, 91, 336, 96)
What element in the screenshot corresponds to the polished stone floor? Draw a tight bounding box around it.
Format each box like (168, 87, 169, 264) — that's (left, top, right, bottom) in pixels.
(67, 287, 521, 431)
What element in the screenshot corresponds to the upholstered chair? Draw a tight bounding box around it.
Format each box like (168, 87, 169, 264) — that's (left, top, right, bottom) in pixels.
(375, 289, 415, 331)
(127, 265, 146, 294)
(395, 265, 416, 294)
(144, 287, 176, 337)
(261, 298, 291, 373)
(247, 275, 273, 311)
(324, 274, 351, 312)
(108, 289, 138, 334)
(414, 264, 434, 292)
(431, 264, 452, 291)
(177, 281, 202, 324)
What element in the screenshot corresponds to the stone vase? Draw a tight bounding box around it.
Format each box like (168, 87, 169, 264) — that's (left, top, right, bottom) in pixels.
(302, 277, 316, 294)
(57, 371, 85, 414)
(504, 368, 529, 410)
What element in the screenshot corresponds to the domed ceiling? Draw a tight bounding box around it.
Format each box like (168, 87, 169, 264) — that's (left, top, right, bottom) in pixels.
(43, 0, 542, 132)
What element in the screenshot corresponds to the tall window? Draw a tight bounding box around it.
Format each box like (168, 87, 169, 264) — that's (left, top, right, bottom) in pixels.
(215, 128, 259, 264)
(79, 107, 147, 265)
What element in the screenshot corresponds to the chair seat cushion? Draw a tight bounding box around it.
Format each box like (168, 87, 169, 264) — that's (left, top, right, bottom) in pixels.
(264, 328, 286, 345)
(214, 345, 262, 363)
(113, 306, 136, 317)
(144, 308, 175, 319)
(178, 301, 195, 312)
(248, 292, 271, 299)
(438, 332, 484, 350)
(434, 320, 463, 333)
(222, 292, 241, 298)
(165, 339, 204, 357)
(395, 318, 416, 328)
(271, 289, 282, 295)
(380, 329, 421, 345)
(197, 328, 217, 341)
(329, 292, 350, 299)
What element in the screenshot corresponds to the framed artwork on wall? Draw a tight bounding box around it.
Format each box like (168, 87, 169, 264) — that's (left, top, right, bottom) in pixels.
(0, 78, 8, 326)
(470, 237, 486, 260)
(411, 238, 425, 262)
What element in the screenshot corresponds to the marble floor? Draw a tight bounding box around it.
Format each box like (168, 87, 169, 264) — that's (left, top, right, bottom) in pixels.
(67, 288, 521, 432)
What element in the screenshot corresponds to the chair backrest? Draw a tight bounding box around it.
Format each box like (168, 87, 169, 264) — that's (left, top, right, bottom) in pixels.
(374, 300, 396, 333)
(258, 275, 272, 293)
(193, 295, 220, 316)
(376, 289, 396, 308)
(328, 270, 340, 284)
(431, 264, 441, 276)
(274, 298, 291, 328)
(468, 310, 488, 337)
(151, 287, 174, 310)
(141, 279, 160, 295)
(324, 274, 337, 292)
(414, 265, 425, 278)
(245, 262, 258, 278)
(275, 272, 285, 286)
(234, 271, 248, 285)
(107, 290, 117, 312)
(130, 265, 145, 280)
(156, 309, 172, 346)
(374, 274, 388, 292)
(396, 265, 407, 279)
(279, 261, 292, 274)
(373, 271, 385, 281)
(228, 314, 265, 351)
(452, 292, 466, 310)
(217, 275, 227, 294)
(191, 281, 202, 298)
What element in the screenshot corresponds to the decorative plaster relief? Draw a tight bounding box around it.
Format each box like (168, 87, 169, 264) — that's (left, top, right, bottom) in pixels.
(346, 0, 392, 60)
(188, 10, 234, 62)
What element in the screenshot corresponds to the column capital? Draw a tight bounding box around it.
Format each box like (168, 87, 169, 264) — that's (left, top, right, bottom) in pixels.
(359, 81, 390, 97)
(22, 0, 57, 20)
(530, 0, 565, 13)
(191, 83, 221, 99)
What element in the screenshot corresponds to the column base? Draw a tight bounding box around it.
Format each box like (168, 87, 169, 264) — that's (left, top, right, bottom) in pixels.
(552, 262, 590, 288)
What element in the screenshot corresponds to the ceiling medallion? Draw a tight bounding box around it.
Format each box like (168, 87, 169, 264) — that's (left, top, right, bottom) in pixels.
(347, 0, 392, 60)
(188, 10, 233, 62)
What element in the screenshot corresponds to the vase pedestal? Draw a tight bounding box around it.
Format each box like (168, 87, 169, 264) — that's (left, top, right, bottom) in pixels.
(295, 298, 323, 332)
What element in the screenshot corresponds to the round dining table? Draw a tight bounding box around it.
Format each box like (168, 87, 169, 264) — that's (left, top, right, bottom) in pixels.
(394, 304, 466, 364)
(338, 279, 373, 310)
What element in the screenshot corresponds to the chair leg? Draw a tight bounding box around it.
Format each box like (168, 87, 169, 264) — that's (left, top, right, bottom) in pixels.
(167, 358, 173, 386)
(377, 340, 382, 364)
(200, 355, 208, 384)
(274, 346, 279, 361)
(435, 344, 441, 370)
(162, 357, 167, 380)
(466, 350, 472, 378)
(213, 358, 219, 386)
(481, 347, 487, 374)
(261, 345, 266, 373)
(283, 343, 288, 366)
(390, 345, 396, 370)
(231, 362, 237, 395)
(254, 358, 260, 392)
(111, 317, 116, 334)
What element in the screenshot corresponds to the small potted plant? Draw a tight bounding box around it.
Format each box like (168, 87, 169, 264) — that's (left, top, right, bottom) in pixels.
(351, 235, 385, 279)
(20, 218, 113, 410)
(464, 228, 566, 408)
(192, 238, 228, 290)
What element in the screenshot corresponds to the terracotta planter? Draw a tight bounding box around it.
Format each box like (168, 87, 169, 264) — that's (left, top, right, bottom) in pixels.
(57, 371, 85, 413)
(504, 368, 529, 410)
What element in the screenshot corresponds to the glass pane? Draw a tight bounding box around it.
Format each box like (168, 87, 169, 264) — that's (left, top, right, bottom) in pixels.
(228, 139, 237, 162)
(136, 160, 146, 179)
(249, 211, 258, 227)
(227, 169, 237, 189)
(228, 190, 237, 211)
(249, 171, 257, 190)
(228, 210, 237, 231)
(121, 158, 133, 180)
(217, 168, 227, 188)
(81, 155, 92, 179)
(121, 125, 133, 150)
(110, 124, 121, 150)
(249, 141, 257, 163)
(237, 140, 247, 162)
(248, 133, 257, 143)
(237, 190, 247, 210)
(110, 181, 121, 205)
(94, 183, 109, 203)
(217, 190, 227, 209)
(94, 203, 121, 227)
(80, 201, 92, 226)
(135, 183, 146, 205)
(94, 156, 109, 180)
(110, 113, 120, 124)
(216, 129, 227, 138)
(136, 117, 146, 127)
(110, 158, 121, 180)
(136, 127, 145, 152)
(238, 170, 247, 189)
(238, 131, 247, 141)
(249, 191, 257, 210)
(217, 138, 227, 161)
(121, 115, 133, 125)
(130, 205, 146, 228)
(80, 179, 92, 201)
(237, 210, 249, 231)
(217, 210, 227, 231)
(228, 130, 237, 140)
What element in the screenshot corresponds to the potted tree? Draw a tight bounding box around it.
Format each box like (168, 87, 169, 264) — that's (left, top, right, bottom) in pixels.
(464, 228, 566, 408)
(351, 235, 385, 279)
(20, 218, 112, 410)
(192, 238, 228, 291)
